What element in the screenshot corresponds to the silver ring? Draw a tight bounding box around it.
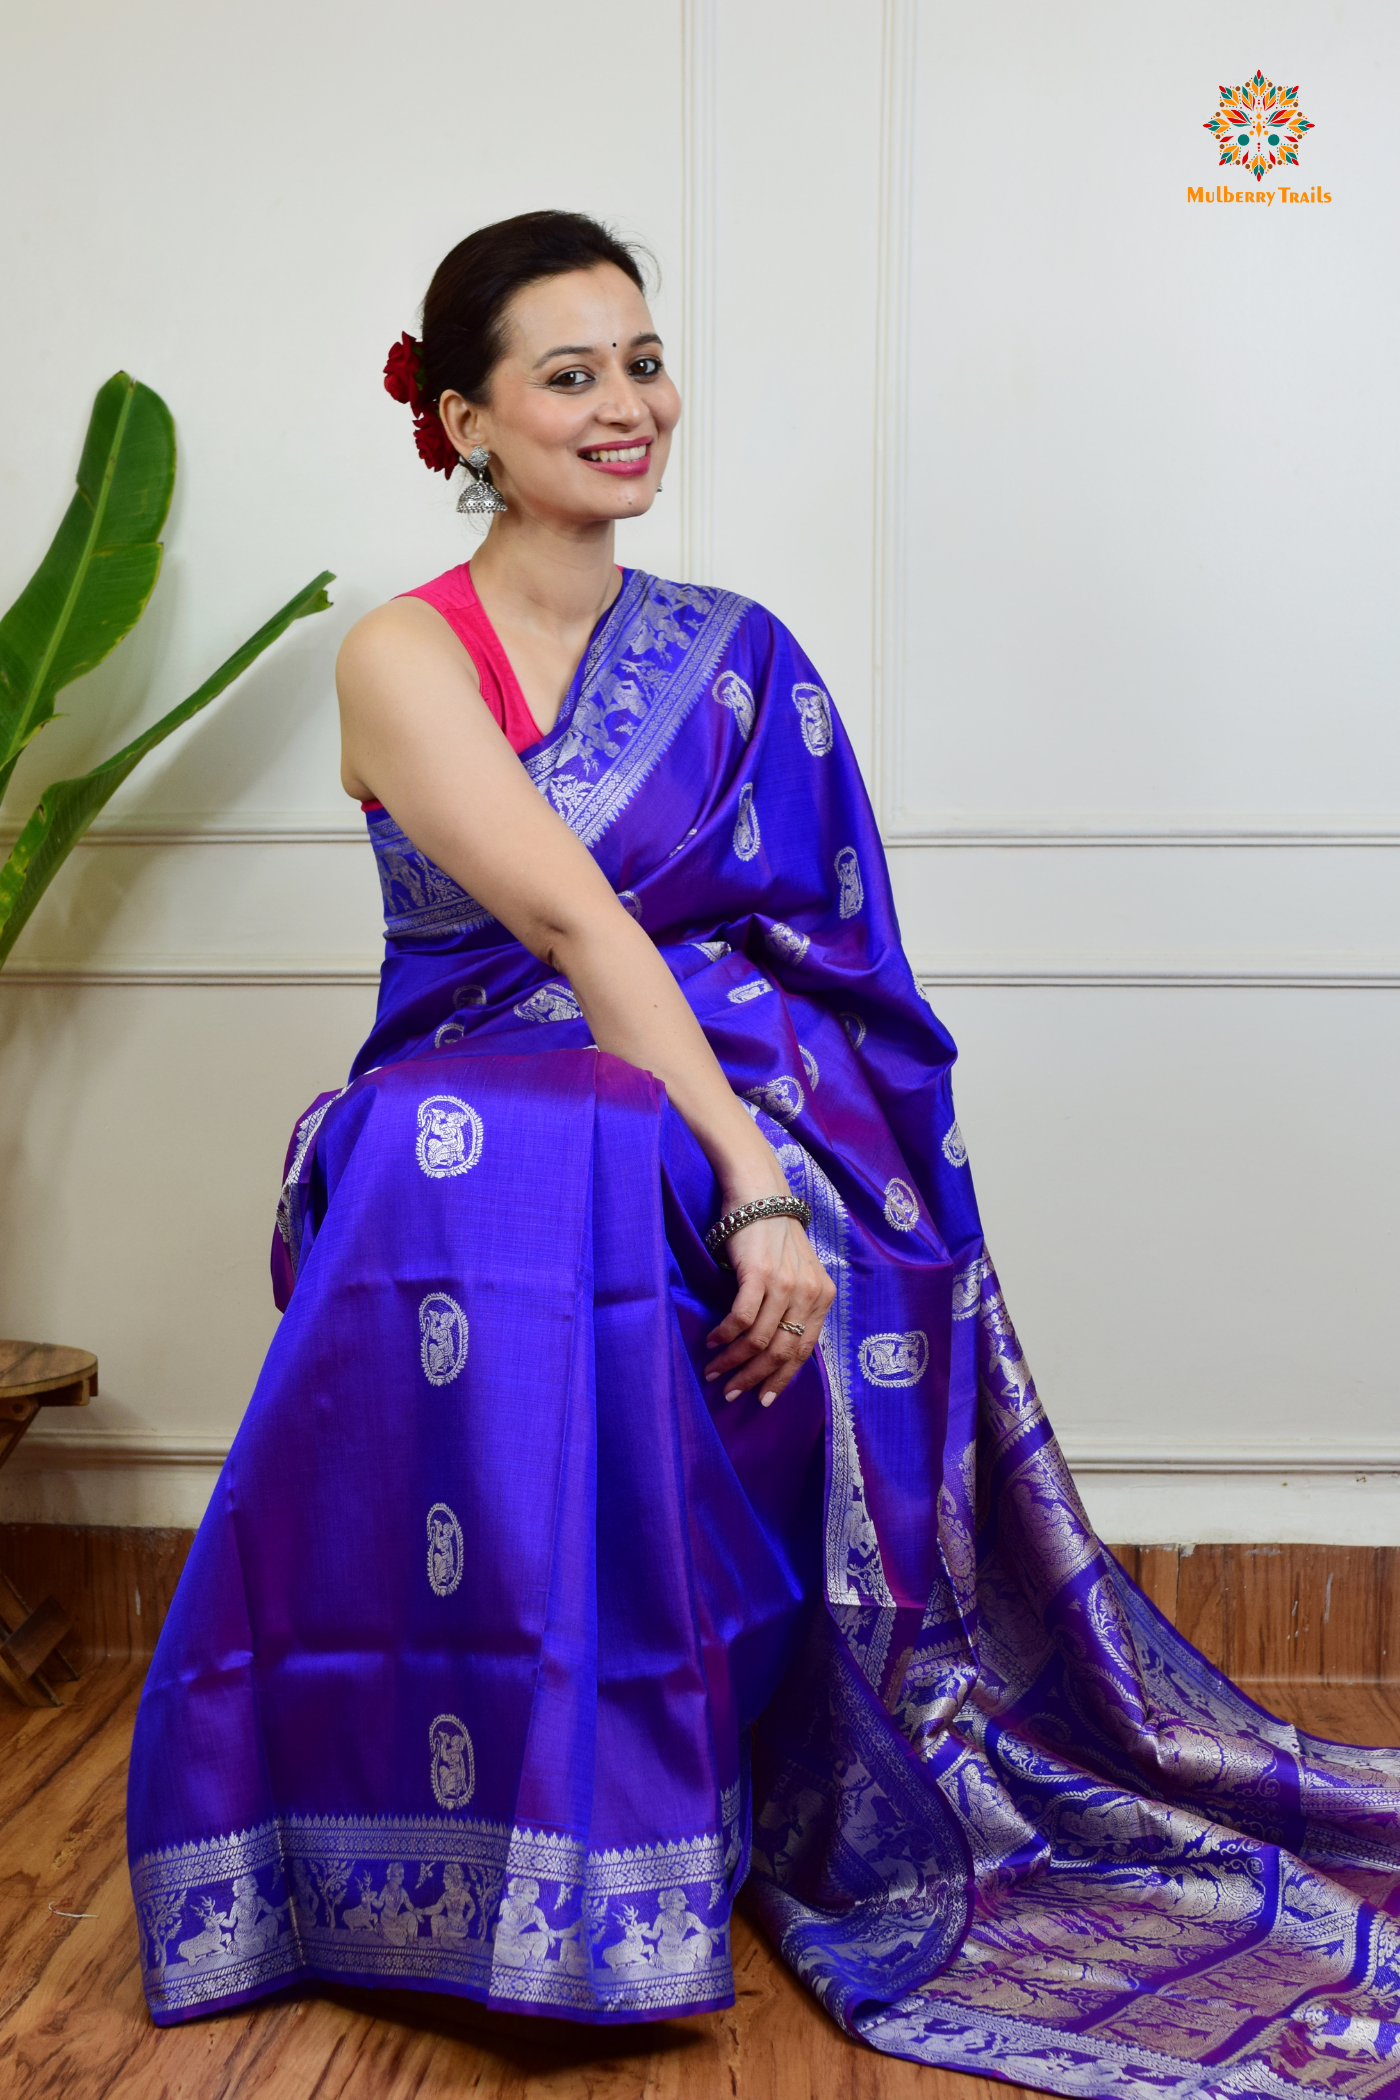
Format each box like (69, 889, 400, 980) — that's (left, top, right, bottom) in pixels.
(779, 1319, 806, 1338)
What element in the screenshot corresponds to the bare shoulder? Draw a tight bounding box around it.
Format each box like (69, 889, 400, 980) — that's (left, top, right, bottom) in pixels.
(336, 595, 479, 700)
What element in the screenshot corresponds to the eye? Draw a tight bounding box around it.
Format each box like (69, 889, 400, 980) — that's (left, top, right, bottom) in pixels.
(547, 367, 593, 390)
(630, 356, 663, 379)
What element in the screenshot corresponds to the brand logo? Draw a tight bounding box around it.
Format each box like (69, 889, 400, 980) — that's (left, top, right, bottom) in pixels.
(1189, 71, 1326, 206)
(1205, 70, 1312, 184)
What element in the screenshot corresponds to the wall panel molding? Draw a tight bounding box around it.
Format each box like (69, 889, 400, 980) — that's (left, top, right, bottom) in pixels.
(4, 955, 1397, 991)
(912, 957, 1400, 990)
(0, 819, 366, 847)
(0, 958, 380, 986)
(1063, 1440, 1400, 1478)
(679, 0, 717, 586)
(871, 0, 916, 829)
(887, 819, 1400, 849)
(4, 817, 1397, 852)
(16, 1430, 1400, 1475)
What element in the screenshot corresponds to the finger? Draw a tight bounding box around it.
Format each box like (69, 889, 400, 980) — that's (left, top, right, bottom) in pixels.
(726, 1334, 819, 1405)
(705, 1278, 769, 1351)
(706, 1264, 830, 1378)
(705, 1261, 793, 1355)
(704, 1219, 805, 1345)
(715, 1314, 818, 1399)
(707, 1317, 799, 1391)
(706, 1307, 801, 1394)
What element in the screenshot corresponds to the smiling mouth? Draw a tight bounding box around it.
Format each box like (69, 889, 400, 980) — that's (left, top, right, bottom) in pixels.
(579, 442, 651, 464)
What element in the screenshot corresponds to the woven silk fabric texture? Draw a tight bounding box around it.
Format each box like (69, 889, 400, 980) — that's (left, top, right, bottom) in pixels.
(128, 570, 1400, 2096)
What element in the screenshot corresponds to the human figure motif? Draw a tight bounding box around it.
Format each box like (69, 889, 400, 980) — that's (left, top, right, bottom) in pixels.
(379, 848, 427, 909)
(791, 681, 834, 755)
(493, 1877, 555, 1966)
(428, 1512, 459, 1593)
(290, 1858, 319, 1934)
(226, 1874, 283, 1957)
(423, 1304, 460, 1380)
(835, 843, 863, 917)
(431, 1719, 472, 1809)
(420, 1103, 469, 1172)
(644, 1887, 719, 1973)
(377, 1863, 423, 1946)
(423, 1860, 476, 1945)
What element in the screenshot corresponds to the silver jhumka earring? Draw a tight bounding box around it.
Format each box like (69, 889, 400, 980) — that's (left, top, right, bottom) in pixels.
(457, 444, 507, 516)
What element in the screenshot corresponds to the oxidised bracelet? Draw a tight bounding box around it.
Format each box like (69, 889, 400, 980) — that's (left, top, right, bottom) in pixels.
(704, 1195, 813, 1266)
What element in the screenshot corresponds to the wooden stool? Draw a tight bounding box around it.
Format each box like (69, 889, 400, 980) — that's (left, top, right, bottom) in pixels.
(0, 1342, 98, 1706)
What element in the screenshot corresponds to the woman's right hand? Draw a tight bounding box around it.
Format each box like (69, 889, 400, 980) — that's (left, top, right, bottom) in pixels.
(703, 1209, 835, 1407)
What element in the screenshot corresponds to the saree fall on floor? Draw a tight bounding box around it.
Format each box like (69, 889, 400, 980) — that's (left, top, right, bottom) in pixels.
(129, 570, 1400, 2097)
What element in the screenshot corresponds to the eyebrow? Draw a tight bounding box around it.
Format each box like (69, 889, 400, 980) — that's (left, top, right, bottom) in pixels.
(532, 332, 663, 369)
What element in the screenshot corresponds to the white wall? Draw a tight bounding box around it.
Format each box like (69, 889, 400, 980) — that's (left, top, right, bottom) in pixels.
(1, 0, 1396, 1540)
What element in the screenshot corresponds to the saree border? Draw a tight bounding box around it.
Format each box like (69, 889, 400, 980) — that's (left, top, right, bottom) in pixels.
(368, 572, 752, 942)
(525, 573, 752, 848)
(132, 1805, 742, 2021)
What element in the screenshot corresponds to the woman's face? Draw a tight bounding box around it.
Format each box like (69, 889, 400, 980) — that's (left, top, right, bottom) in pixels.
(439, 263, 680, 526)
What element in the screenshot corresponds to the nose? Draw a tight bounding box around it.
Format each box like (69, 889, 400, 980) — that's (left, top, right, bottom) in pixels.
(594, 362, 647, 427)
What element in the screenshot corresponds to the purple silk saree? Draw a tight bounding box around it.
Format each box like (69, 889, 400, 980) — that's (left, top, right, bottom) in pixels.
(129, 569, 1400, 2095)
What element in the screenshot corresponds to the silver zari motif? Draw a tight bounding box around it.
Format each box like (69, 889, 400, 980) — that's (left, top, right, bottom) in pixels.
(513, 982, 583, 1023)
(426, 1504, 464, 1596)
(743, 1076, 804, 1125)
(859, 1331, 930, 1388)
(419, 1294, 469, 1386)
(416, 1095, 484, 1179)
(133, 1809, 741, 2019)
(732, 783, 761, 862)
(835, 845, 864, 919)
(775, 1140, 896, 1645)
(790, 681, 834, 756)
(712, 669, 755, 741)
(430, 1715, 476, 1808)
(765, 921, 810, 964)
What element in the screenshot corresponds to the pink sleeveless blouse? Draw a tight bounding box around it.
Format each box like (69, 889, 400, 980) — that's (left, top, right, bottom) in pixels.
(359, 563, 542, 811)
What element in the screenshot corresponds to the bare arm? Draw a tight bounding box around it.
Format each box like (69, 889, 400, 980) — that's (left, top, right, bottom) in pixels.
(338, 599, 833, 1400)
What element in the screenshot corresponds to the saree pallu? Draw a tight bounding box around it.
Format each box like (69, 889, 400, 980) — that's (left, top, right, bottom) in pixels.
(129, 570, 1400, 2097)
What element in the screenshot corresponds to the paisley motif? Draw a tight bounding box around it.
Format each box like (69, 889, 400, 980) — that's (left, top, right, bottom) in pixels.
(733, 783, 761, 862)
(713, 669, 756, 740)
(791, 681, 834, 756)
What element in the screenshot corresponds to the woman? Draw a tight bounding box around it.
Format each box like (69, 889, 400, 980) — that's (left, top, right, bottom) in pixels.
(129, 213, 1400, 2092)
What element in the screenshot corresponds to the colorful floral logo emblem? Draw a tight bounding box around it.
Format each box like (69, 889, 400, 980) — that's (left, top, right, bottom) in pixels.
(1204, 71, 1313, 185)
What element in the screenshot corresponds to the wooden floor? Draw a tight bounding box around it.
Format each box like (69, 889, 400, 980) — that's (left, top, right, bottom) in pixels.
(2, 1671, 1399, 2100)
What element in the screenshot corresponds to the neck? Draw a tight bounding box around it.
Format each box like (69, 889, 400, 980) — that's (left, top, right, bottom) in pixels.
(467, 509, 620, 636)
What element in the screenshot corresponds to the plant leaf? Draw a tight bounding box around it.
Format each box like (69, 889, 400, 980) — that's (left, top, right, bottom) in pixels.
(0, 572, 334, 969)
(0, 372, 176, 802)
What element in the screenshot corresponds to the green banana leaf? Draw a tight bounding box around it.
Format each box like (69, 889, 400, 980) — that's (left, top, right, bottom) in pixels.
(0, 571, 334, 969)
(0, 372, 176, 802)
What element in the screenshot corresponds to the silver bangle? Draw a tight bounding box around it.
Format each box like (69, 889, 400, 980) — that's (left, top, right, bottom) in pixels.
(703, 1195, 813, 1266)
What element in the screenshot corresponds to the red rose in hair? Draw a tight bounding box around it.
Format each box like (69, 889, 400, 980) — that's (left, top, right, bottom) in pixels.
(412, 407, 459, 477)
(383, 332, 424, 411)
(384, 332, 459, 477)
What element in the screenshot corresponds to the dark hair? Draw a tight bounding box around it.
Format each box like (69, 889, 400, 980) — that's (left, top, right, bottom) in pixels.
(420, 211, 648, 407)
